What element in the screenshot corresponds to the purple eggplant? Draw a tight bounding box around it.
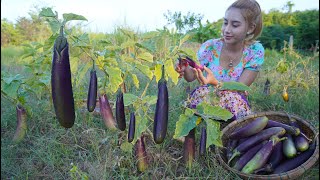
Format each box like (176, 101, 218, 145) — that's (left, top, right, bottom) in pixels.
(283, 134, 297, 158)
(116, 90, 126, 131)
(254, 141, 284, 174)
(153, 65, 169, 144)
(229, 116, 269, 139)
(228, 127, 286, 164)
(178, 56, 204, 70)
(233, 140, 266, 171)
(184, 128, 195, 169)
(273, 140, 316, 174)
(134, 135, 148, 172)
(51, 26, 75, 128)
(99, 93, 117, 130)
(199, 127, 207, 156)
(226, 139, 238, 162)
(12, 104, 27, 143)
(128, 112, 135, 143)
(289, 118, 310, 152)
(266, 120, 300, 136)
(87, 69, 97, 112)
(241, 136, 286, 174)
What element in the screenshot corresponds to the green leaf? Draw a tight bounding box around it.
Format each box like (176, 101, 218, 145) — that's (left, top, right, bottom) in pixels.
(123, 93, 139, 106)
(39, 8, 56, 17)
(221, 81, 251, 92)
(2, 81, 21, 100)
(179, 34, 191, 47)
(63, 13, 87, 23)
(137, 52, 153, 62)
(197, 102, 233, 121)
(154, 64, 162, 83)
(130, 73, 139, 89)
(47, 18, 61, 34)
(142, 95, 157, 105)
(205, 119, 223, 148)
(74, 61, 91, 86)
(185, 108, 196, 116)
(2, 74, 24, 84)
(136, 64, 153, 80)
(72, 33, 90, 47)
(164, 59, 179, 85)
(173, 114, 197, 139)
(120, 141, 133, 152)
(133, 115, 148, 144)
(106, 67, 123, 93)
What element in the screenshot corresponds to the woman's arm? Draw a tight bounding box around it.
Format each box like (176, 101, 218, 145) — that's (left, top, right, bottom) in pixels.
(237, 69, 259, 86)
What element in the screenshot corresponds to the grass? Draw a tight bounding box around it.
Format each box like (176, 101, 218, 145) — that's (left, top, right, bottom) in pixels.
(1, 45, 319, 179)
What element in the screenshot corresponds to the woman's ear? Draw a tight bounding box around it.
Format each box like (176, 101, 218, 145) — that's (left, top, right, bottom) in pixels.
(248, 23, 256, 34)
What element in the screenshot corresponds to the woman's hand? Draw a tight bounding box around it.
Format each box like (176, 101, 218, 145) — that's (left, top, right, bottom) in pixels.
(174, 60, 188, 78)
(193, 66, 219, 86)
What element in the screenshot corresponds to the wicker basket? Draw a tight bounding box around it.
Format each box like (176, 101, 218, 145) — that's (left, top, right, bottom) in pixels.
(215, 111, 319, 180)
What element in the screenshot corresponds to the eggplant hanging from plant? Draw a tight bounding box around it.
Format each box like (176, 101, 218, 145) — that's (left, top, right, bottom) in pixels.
(153, 65, 169, 144)
(134, 135, 148, 172)
(128, 111, 136, 143)
(183, 128, 195, 169)
(199, 127, 207, 156)
(12, 104, 27, 143)
(99, 93, 117, 130)
(87, 62, 97, 112)
(51, 26, 75, 128)
(116, 89, 126, 131)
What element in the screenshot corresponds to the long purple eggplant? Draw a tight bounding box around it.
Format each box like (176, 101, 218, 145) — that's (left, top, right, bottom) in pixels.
(232, 141, 266, 171)
(199, 127, 207, 156)
(229, 116, 269, 139)
(241, 136, 286, 174)
(266, 120, 300, 136)
(99, 93, 117, 130)
(128, 112, 135, 143)
(273, 140, 316, 174)
(87, 68, 97, 112)
(12, 104, 27, 143)
(184, 128, 195, 169)
(254, 141, 284, 174)
(51, 26, 75, 128)
(153, 65, 169, 144)
(228, 127, 286, 164)
(227, 139, 238, 162)
(134, 135, 148, 172)
(116, 90, 126, 131)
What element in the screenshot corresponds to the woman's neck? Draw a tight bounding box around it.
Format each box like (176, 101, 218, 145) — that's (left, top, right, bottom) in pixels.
(223, 42, 245, 53)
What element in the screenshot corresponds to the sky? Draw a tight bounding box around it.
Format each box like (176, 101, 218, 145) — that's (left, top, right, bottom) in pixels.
(1, 0, 319, 33)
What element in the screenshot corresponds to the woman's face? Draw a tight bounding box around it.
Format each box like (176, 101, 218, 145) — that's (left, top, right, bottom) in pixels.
(222, 8, 250, 45)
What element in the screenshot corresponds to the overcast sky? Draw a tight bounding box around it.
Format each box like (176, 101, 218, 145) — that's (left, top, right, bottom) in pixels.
(1, 0, 319, 33)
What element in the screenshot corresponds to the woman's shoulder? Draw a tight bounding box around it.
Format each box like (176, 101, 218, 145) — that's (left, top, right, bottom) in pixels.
(247, 41, 264, 51)
(200, 38, 223, 50)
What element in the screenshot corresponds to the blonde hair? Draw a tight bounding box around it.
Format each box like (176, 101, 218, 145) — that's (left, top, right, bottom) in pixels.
(228, 0, 263, 45)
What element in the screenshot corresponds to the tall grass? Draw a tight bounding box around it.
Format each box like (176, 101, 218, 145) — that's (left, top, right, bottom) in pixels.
(1, 43, 319, 179)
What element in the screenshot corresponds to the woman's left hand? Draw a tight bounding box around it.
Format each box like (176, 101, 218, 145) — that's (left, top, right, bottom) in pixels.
(193, 66, 219, 86)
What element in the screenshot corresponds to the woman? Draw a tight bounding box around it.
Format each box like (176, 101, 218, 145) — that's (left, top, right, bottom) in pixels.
(176, 0, 264, 121)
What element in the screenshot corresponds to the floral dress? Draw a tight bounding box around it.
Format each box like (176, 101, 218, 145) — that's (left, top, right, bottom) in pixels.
(188, 38, 264, 120)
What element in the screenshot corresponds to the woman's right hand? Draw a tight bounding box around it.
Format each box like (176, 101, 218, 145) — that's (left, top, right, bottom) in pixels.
(175, 60, 188, 78)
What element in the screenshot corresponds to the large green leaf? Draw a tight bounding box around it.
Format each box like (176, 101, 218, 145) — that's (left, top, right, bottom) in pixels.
(2, 81, 21, 100)
(130, 73, 139, 89)
(142, 95, 157, 105)
(47, 18, 61, 34)
(123, 93, 139, 106)
(154, 64, 162, 83)
(173, 113, 197, 139)
(164, 59, 179, 85)
(205, 119, 223, 148)
(39, 8, 56, 18)
(136, 64, 153, 80)
(137, 52, 153, 63)
(63, 13, 87, 23)
(133, 115, 148, 144)
(106, 67, 123, 93)
(197, 102, 233, 121)
(221, 81, 251, 92)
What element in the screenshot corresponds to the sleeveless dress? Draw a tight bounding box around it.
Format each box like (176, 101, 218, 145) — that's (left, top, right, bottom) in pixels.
(188, 38, 264, 120)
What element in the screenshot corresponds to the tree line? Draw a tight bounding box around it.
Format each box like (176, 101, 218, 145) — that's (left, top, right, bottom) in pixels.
(1, 7, 319, 51)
